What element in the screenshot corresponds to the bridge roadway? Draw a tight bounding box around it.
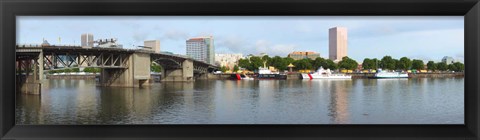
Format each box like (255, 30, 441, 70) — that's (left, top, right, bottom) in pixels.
(16, 46, 219, 94)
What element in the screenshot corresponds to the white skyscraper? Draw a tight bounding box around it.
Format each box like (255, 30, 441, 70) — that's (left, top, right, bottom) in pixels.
(186, 36, 215, 64)
(329, 27, 348, 61)
(81, 33, 94, 47)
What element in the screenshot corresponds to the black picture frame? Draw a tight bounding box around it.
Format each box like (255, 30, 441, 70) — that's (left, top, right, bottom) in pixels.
(1, 0, 479, 140)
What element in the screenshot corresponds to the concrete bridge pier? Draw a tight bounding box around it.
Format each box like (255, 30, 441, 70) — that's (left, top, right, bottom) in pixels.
(162, 60, 194, 82)
(194, 72, 212, 80)
(98, 53, 151, 87)
(17, 51, 43, 95)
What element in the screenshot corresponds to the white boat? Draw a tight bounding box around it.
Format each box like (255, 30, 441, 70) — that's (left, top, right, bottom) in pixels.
(370, 69, 409, 79)
(301, 67, 352, 79)
(256, 62, 286, 80)
(231, 73, 254, 80)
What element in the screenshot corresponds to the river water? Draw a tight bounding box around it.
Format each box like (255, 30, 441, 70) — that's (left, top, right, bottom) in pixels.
(16, 78, 464, 124)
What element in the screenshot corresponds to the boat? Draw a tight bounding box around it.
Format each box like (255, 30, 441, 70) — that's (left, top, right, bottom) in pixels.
(369, 69, 409, 79)
(255, 62, 287, 80)
(301, 67, 352, 79)
(230, 73, 254, 80)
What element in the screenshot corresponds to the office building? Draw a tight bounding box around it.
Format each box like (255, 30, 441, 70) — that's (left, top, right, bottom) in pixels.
(186, 36, 215, 64)
(442, 56, 455, 65)
(144, 40, 160, 53)
(329, 27, 348, 61)
(215, 53, 243, 69)
(81, 33, 94, 47)
(287, 51, 320, 60)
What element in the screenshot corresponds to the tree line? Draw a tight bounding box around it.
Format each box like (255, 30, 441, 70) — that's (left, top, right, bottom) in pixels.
(236, 55, 351, 71)
(362, 56, 464, 72)
(47, 67, 101, 74)
(233, 55, 464, 72)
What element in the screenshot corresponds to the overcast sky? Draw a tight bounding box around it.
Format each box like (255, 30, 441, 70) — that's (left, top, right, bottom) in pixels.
(17, 16, 464, 62)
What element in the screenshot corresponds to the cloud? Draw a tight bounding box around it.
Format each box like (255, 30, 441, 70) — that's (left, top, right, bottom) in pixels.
(295, 21, 313, 33)
(455, 53, 464, 63)
(254, 40, 298, 57)
(162, 29, 189, 40)
(215, 35, 249, 53)
(132, 31, 150, 43)
(215, 36, 298, 57)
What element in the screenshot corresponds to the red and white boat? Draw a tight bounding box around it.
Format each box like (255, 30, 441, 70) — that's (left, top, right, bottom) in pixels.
(301, 67, 352, 79)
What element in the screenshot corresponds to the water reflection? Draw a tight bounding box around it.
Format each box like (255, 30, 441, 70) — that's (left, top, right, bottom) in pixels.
(325, 80, 351, 124)
(16, 78, 464, 124)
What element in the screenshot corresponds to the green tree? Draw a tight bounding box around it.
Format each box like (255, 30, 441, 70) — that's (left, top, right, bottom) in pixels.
(238, 59, 251, 70)
(380, 56, 396, 70)
(293, 59, 312, 70)
(453, 62, 464, 71)
(233, 65, 239, 72)
(151, 63, 162, 72)
(325, 59, 338, 70)
(312, 57, 326, 70)
(283, 57, 295, 66)
(372, 58, 380, 70)
(426, 61, 437, 71)
(411, 59, 425, 70)
(250, 56, 264, 71)
(220, 66, 228, 72)
(437, 62, 448, 71)
(338, 56, 358, 70)
(271, 56, 287, 71)
(448, 64, 457, 71)
(394, 59, 400, 70)
(362, 58, 373, 70)
(262, 55, 271, 66)
(397, 57, 412, 70)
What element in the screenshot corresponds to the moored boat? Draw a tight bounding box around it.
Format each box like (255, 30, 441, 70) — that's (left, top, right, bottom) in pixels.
(369, 69, 409, 79)
(301, 67, 352, 79)
(230, 73, 254, 80)
(255, 62, 287, 80)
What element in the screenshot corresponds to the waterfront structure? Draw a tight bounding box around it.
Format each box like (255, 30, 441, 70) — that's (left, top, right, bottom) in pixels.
(287, 51, 320, 60)
(16, 46, 219, 94)
(215, 53, 243, 69)
(329, 27, 348, 61)
(442, 56, 455, 65)
(95, 38, 123, 48)
(144, 40, 160, 53)
(186, 36, 215, 64)
(41, 39, 50, 47)
(81, 33, 94, 48)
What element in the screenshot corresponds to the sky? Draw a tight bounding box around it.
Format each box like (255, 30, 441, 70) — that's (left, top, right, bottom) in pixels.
(17, 16, 464, 63)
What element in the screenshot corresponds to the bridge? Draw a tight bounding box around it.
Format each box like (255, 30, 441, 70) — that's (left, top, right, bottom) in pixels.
(16, 45, 219, 94)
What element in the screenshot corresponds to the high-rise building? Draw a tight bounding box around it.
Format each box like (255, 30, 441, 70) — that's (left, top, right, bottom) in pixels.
(81, 33, 94, 47)
(186, 36, 215, 64)
(144, 40, 161, 53)
(215, 53, 243, 69)
(442, 56, 455, 65)
(329, 27, 348, 61)
(287, 51, 320, 60)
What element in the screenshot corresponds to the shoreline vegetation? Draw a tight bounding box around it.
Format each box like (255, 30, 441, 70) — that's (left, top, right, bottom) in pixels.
(232, 55, 464, 74)
(16, 55, 464, 78)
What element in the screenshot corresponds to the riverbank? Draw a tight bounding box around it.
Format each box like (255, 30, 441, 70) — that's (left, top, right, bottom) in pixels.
(45, 72, 464, 80)
(46, 73, 99, 79)
(210, 72, 464, 80)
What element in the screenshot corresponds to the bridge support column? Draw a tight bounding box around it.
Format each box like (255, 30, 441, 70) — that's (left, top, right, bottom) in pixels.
(99, 53, 151, 87)
(17, 51, 43, 95)
(162, 60, 194, 82)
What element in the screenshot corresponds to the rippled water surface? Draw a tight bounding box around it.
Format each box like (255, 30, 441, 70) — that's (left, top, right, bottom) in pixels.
(16, 78, 464, 124)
